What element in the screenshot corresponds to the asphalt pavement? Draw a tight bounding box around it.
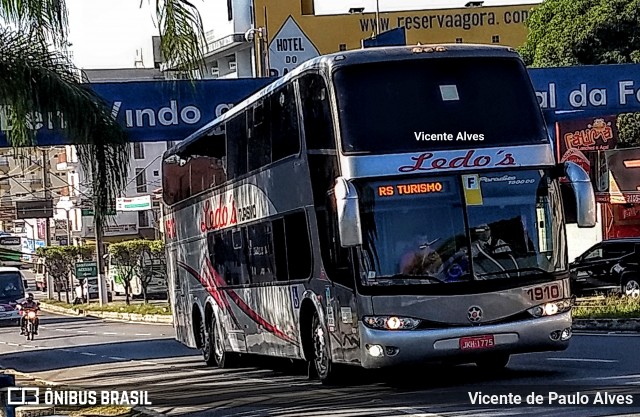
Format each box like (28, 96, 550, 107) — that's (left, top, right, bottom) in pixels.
(2, 311, 640, 417)
(4, 270, 640, 417)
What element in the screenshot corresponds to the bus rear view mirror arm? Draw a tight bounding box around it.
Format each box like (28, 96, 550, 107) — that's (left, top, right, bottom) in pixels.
(334, 177, 363, 247)
(562, 161, 596, 228)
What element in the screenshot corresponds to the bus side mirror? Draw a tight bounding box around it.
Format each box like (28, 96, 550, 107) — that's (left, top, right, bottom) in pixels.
(23, 280, 28, 290)
(334, 177, 363, 247)
(561, 161, 596, 228)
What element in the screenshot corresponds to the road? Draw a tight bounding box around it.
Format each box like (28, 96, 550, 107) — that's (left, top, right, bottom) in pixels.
(2, 312, 640, 417)
(2, 271, 640, 416)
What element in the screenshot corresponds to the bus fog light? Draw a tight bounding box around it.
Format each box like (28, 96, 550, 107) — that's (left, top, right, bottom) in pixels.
(367, 344, 384, 357)
(385, 346, 399, 356)
(561, 327, 572, 340)
(549, 330, 561, 341)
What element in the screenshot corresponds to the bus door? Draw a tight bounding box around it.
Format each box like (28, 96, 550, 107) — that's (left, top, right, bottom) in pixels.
(169, 245, 191, 345)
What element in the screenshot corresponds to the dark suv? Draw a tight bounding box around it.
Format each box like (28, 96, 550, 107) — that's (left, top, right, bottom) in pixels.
(569, 238, 640, 298)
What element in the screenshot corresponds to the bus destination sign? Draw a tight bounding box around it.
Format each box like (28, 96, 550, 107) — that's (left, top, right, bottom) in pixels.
(377, 181, 444, 197)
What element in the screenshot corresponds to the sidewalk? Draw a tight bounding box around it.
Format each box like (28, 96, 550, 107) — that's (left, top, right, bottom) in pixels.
(38, 302, 172, 325)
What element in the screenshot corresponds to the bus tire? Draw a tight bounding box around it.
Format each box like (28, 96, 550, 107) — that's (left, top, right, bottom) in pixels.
(476, 353, 510, 370)
(201, 317, 217, 367)
(213, 319, 240, 369)
(310, 311, 338, 384)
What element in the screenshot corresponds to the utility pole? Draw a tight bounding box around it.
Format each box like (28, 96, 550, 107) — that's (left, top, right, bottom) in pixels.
(41, 149, 51, 247)
(95, 215, 107, 306)
(374, 0, 380, 38)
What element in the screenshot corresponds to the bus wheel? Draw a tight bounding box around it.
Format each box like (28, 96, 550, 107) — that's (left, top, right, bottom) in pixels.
(201, 318, 217, 366)
(476, 354, 510, 370)
(211, 319, 240, 369)
(311, 312, 337, 384)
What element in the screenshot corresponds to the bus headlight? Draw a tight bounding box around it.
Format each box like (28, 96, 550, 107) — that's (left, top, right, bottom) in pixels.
(363, 316, 421, 330)
(27, 311, 37, 319)
(528, 299, 572, 318)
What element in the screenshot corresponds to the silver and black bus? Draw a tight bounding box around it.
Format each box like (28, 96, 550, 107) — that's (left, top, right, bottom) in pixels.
(162, 44, 596, 383)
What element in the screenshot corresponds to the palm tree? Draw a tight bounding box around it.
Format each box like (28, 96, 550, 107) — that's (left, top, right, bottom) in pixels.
(0, 0, 206, 224)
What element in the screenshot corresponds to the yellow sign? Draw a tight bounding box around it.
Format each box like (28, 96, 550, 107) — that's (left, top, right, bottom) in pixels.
(253, 0, 536, 77)
(462, 174, 483, 205)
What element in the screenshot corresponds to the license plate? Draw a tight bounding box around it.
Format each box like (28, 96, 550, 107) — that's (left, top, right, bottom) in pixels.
(460, 335, 495, 350)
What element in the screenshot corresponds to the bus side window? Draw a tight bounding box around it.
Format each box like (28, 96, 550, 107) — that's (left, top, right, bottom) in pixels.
(270, 84, 300, 162)
(299, 73, 335, 150)
(248, 100, 271, 172)
(246, 223, 276, 284)
(271, 212, 313, 282)
(317, 193, 353, 288)
(226, 113, 248, 179)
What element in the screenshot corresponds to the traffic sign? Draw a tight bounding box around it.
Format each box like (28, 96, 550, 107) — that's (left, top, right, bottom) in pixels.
(75, 261, 98, 278)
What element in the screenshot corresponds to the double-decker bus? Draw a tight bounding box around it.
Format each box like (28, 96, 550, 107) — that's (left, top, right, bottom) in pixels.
(162, 44, 596, 383)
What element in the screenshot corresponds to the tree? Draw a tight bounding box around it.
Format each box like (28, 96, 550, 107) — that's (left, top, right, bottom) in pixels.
(108, 240, 147, 305)
(0, 0, 206, 222)
(519, 0, 640, 67)
(519, 0, 640, 147)
(36, 245, 96, 302)
(137, 240, 166, 303)
(36, 246, 76, 303)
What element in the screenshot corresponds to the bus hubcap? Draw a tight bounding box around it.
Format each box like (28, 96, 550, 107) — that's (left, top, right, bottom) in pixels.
(313, 324, 328, 376)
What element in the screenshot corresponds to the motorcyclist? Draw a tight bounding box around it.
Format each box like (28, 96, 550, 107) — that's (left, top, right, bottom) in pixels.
(17, 293, 40, 335)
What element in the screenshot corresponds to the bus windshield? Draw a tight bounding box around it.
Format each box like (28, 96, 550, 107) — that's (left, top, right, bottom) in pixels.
(0, 271, 24, 302)
(333, 57, 547, 154)
(357, 169, 565, 286)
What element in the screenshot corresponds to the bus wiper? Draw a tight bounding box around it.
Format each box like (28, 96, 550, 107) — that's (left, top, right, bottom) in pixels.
(385, 274, 446, 283)
(477, 267, 552, 278)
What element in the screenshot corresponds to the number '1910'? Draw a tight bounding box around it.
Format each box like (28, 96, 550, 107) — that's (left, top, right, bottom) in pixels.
(525, 284, 560, 301)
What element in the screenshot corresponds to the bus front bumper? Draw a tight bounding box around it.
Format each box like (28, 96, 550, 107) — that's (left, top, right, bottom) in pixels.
(358, 312, 572, 369)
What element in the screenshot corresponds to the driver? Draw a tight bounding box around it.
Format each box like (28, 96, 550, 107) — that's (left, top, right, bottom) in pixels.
(470, 224, 511, 258)
(17, 293, 40, 336)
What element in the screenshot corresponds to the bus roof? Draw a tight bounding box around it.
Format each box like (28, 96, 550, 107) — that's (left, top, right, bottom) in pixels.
(164, 43, 521, 159)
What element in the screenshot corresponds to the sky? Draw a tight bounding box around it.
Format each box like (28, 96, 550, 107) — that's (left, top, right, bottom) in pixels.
(66, 0, 542, 69)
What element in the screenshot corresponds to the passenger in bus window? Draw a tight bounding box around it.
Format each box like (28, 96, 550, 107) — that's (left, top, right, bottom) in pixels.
(399, 235, 442, 276)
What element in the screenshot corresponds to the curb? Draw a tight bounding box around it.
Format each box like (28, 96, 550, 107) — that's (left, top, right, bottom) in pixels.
(39, 303, 173, 325)
(572, 318, 640, 332)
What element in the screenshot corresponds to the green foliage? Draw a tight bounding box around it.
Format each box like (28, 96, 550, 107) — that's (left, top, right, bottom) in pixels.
(109, 239, 163, 303)
(574, 295, 640, 318)
(519, 0, 640, 67)
(44, 299, 172, 315)
(616, 112, 640, 147)
(0, 0, 207, 222)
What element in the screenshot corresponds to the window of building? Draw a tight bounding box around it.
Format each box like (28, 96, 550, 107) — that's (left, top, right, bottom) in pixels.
(227, 0, 233, 21)
(138, 211, 149, 228)
(153, 170, 159, 177)
(339, 44, 347, 51)
(166, 141, 176, 149)
(135, 168, 147, 193)
(492, 35, 500, 43)
(133, 142, 145, 160)
(456, 38, 463, 43)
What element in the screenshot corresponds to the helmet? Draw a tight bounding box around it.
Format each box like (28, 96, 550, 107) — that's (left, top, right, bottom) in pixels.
(27, 292, 34, 300)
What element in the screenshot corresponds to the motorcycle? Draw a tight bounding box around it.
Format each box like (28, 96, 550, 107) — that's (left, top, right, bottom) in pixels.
(18, 307, 38, 340)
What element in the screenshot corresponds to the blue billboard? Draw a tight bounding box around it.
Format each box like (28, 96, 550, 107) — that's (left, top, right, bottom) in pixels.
(1, 63, 640, 146)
